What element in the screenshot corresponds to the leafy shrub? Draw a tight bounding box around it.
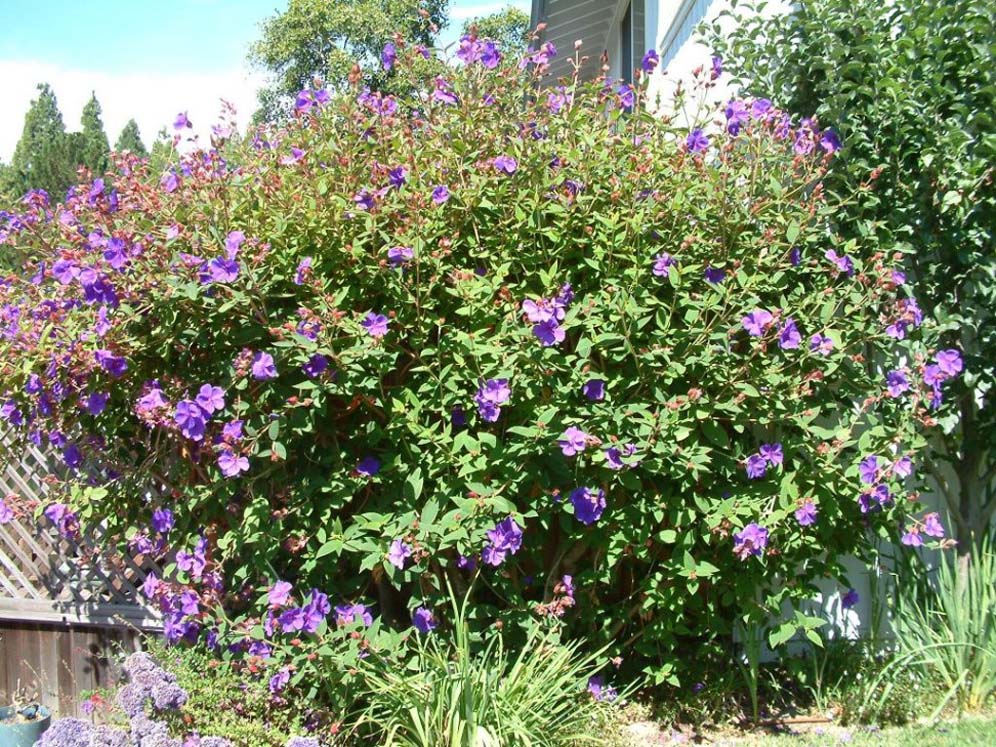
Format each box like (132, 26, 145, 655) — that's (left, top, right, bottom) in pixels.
(0, 34, 960, 696)
(711, 0, 996, 547)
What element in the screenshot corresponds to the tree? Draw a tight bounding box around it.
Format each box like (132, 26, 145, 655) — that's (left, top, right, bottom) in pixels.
(7, 83, 77, 198)
(79, 92, 111, 175)
(249, 0, 449, 121)
(149, 127, 175, 175)
(115, 119, 149, 158)
(461, 4, 529, 58)
(713, 0, 996, 548)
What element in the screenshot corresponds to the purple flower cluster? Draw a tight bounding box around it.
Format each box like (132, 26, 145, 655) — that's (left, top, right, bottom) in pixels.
(456, 35, 501, 69)
(745, 442, 782, 480)
(570, 486, 606, 525)
(733, 522, 769, 560)
(475, 378, 510, 422)
(522, 283, 573, 346)
(923, 348, 963, 408)
(902, 511, 945, 547)
(482, 516, 523, 566)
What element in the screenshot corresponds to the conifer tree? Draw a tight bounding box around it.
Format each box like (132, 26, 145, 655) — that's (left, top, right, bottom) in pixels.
(79, 92, 111, 174)
(8, 83, 77, 197)
(114, 118, 149, 158)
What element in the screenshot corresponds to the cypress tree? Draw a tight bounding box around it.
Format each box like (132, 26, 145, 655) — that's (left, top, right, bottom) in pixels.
(114, 119, 148, 158)
(8, 83, 76, 198)
(79, 92, 111, 174)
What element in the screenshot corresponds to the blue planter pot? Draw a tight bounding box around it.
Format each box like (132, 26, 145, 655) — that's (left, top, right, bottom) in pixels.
(0, 705, 51, 746)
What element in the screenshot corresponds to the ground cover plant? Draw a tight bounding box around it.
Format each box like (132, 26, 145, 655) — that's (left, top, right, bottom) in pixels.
(0, 27, 963, 737)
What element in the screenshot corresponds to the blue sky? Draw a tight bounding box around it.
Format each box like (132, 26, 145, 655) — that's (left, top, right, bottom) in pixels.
(0, 0, 529, 160)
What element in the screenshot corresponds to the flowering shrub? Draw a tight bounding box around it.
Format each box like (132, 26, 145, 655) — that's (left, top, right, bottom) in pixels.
(0, 34, 961, 694)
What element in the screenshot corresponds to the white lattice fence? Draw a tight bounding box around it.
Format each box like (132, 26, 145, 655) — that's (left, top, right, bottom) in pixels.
(0, 428, 162, 630)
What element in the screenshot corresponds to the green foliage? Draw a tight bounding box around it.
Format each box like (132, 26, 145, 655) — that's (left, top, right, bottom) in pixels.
(249, 0, 449, 121)
(79, 92, 111, 175)
(354, 583, 617, 747)
(711, 0, 996, 546)
(461, 6, 530, 59)
(147, 641, 312, 746)
(6, 83, 78, 198)
(0, 43, 957, 694)
(114, 119, 149, 158)
(881, 538, 996, 716)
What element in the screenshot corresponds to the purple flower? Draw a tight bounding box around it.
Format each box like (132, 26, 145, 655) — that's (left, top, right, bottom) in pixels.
(892, 456, 913, 478)
(778, 319, 801, 349)
(704, 266, 726, 284)
(0, 498, 13, 524)
(820, 129, 841, 153)
(742, 309, 773, 337)
(886, 370, 910, 397)
(431, 185, 450, 204)
(195, 384, 225, 414)
(482, 516, 524, 566)
(558, 426, 590, 456)
(294, 257, 312, 285)
(252, 351, 277, 380)
(151, 508, 174, 534)
(825, 249, 855, 276)
(84, 391, 109, 415)
(901, 527, 923, 547)
(795, 500, 818, 527)
(475, 378, 510, 422)
(605, 443, 638, 471)
(810, 333, 834, 355)
(935, 349, 963, 377)
(174, 400, 207, 441)
(95, 349, 128, 377)
(686, 128, 710, 153)
(173, 112, 192, 130)
(388, 166, 407, 190)
(222, 419, 244, 441)
(381, 42, 396, 71)
(493, 155, 518, 174)
(570, 486, 606, 525)
(217, 448, 249, 478)
(269, 669, 290, 694)
(206, 257, 239, 283)
(588, 676, 618, 702)
(859, 455, 880, 485)
(641, 49, 659, 72)
(653, 253, 677, 278)
(842, 588, 859, 609)
(354, 189, 376, 210)
(295, 88, 330, 113)
(760, 443, 783, 466)
(303, 354, 329, 378)
(387, 246, 414, 266)
(725, 99, 749, 135)
(480, 40, 501, 69)
(733, 522, 769, 560)
(302, 589, 331, 633)
(412, 606, 436, 633)
(745, 454, 768, 479)
(362, 312, 390, 338)
(336, 603, 373, 627)
(432, 77, 459, 106)
(356, 456, 380, 477)
(388, 539, 412, 569)
(582, 379, 605, 401)
(711, 55, 722, 79)
(269, 581, 293, 607)
(923, 512, 945, 538)
(533, 320, 565, 346)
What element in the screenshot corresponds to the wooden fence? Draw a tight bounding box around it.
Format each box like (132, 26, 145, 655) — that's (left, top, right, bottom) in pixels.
(0, 427, 161, 715)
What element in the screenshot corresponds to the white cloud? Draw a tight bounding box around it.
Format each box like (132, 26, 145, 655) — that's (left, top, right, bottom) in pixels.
(0, 60, 264, 162)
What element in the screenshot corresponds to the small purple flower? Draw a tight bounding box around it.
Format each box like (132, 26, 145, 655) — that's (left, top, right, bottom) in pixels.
(269, 581, 293, 607)
(686, 128, 710, 153)
(356, 456, 380, 477)
(886, 370, 910, 397)
(558, 426, 590, 457)
(336, 603, 373, 627)
(481, 516, 524, 567)
(431, 185, 450, 204)
(412, 606, 436, 633)
(387, 165, 407, 190)
(588, 676, 618, 702)
(892, 456, 913, 478)
(820, 129, 841, 154)
(294, 257, 312, 285)
(901, 527, 923, 547)
(475, 378, 511, 422)
(795, 500, 818, 527)
(742, 309, 773, 337)
(174, 400, 207, 441)
(711, 55, 722, 80)
(432, 77, 459, 106)
(533, 320, 565, 346)
(653, 253, 677, 278)
(733, 522, 769, 560)
(222, 419, 244, 441)
(173, 112, 192, 130)
(582, 379, 605, 401)
(778, 319, 801, 349)
(0, 498, 13, 524)
(362, 312, 390, 338)
(570, 486, 606, 525)
(269, 668, 290, 694)
(84, 391, 110, 415)
(809, 333, 834, 355)
(935, 349, 963, 377)
(745, 454, 768, 479)
(704, 266, 726, 284)
(859, 455, 880, 485)
(381, 42, 396, 71)
(387, 246, 414, 266)
(151, 508, 174, 534)
(842, 588, 859, 609)
(388, 539, 412, 569)
(641, 49, 659, 72)
(95, 349, 128, 377)
(195, 384, 225, 415)
(303, 353, 329, 378)
(493, 155, 518, 174)
(760, 443, 783, 466)
(825, 249, 855, 276)
(217, 448, 249, 478)
(251, 351, 278, 380)
(923, 512, 945, 538)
